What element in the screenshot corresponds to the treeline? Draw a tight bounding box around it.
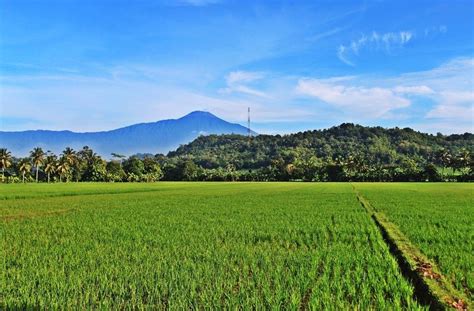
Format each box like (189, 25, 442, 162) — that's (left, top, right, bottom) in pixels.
(0, 123, 472, 183)
(0, 146, 163, 183)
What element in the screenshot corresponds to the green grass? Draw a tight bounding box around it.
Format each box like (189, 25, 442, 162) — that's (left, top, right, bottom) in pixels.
(355, 183, 474, 302)
(1, 183, 423, 309)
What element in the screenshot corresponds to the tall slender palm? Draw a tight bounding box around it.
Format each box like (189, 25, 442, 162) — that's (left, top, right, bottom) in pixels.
(18, 158, 32, 183)
(44, 155, 57, 183)
(62, 147, 77, 182)
(56, 156, 70, 183)
(436, 149, 452, 177)
(0, 148, 13, 181)
(30, 147, 45, 182)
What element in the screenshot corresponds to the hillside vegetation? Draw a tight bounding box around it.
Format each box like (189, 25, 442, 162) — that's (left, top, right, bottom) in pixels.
(164, 123, 473, 181)
(1, 124, 472, 182)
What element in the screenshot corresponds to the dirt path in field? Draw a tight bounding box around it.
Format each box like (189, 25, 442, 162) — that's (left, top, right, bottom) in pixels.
(351, 184, 470, 311)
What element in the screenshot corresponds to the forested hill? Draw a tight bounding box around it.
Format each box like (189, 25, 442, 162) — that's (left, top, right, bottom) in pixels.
(2, 123, 472, 183)
(168, 123, 473, 170)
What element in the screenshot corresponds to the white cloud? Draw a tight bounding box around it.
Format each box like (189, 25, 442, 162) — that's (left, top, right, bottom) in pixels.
(426, 91, 474, 120)
(1, 58, 472, 134)
(426, 104, 474, 121)
(0, 74, 255, 131)
(337, 30, 414, 65)
(424, 25, 448, 36)
(295, 57, 474, 132)
(226, 71, 264, 85)
(394, 58, 473, 128)
(393, 85, 434, 95)
(220, 71, 269, 98)
(308, 27, 345, 42)
(296, 79, 410, 118)
(337, 45, 355, 66)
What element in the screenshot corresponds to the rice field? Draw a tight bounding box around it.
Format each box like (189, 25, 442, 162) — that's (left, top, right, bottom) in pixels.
(1, 182, 472, 309)
(356, 183, 474, 301)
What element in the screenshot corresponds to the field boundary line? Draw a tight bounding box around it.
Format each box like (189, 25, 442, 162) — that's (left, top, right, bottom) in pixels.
(352, 185, 470, 310)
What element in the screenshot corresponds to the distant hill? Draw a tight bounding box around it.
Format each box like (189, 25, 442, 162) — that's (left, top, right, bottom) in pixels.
(0, 111, 254, 157)
(168, 123, 473, 169)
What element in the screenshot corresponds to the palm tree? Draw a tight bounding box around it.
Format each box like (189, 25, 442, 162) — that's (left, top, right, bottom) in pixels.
(30, 147, 45, 182)
(56, 156, 70, 183)
(44, 155, 57, 183)
(436, 149, 452, 177)
(18, 158, 32, 183)
(62, 147, 77, 182)
(0, 148, 13, 181)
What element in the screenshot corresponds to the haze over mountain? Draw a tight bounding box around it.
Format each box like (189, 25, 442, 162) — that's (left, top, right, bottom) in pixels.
(0, 111, 253, 157)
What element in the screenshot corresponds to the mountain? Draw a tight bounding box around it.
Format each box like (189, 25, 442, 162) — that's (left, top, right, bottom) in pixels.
(0, 111, 254, 157)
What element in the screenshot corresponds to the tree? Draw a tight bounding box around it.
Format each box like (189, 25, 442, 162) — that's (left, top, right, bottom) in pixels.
(44, 155, 57, 183)
(18, 158, 31, 183)
(423, 163, 441, 182)
(30, 147, 45, 182)
(123, 157, 145, 179)
(106, 161, 126, 182)
(0, 148, 12, 181)
(56, 156, 70, 182)
(76, 146, 106, 181)
(83, 154, 106, 181)
(325, 158, 346, 182)
(143, 157, 163, 182)
(436, 149, 452, 177)
(453, 149, 471, 174)
(62, 147, 77, 181)
(183, 160, 199, 181)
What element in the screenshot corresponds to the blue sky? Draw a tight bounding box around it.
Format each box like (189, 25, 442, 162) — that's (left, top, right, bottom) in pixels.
(0, 0, 473, 134)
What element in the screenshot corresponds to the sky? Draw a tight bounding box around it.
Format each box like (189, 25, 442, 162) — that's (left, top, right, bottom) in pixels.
(0, 0, 473, 134)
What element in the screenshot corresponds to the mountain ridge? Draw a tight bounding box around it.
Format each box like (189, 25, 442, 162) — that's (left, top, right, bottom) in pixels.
(0, 111, 254, 157)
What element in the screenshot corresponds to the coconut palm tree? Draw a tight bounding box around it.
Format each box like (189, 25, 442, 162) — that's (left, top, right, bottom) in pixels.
(56, 156, 70, 183)
(44, 155, 57, 183)
(18, 158, 32, 183)
(436, 149, 452, 177)
(0, 148, 12, 181)
(62, 147, 77, 182)
(30, 147, 45, 182)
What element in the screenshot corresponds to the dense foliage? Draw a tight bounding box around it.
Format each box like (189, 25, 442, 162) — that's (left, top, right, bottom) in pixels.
(166, 124, 473, 182)
(1, 124, 472, 182)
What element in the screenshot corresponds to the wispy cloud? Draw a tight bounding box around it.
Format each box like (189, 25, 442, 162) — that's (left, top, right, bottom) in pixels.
(220, 71, 269, 98)
(296, 78, 410, 118)
(424, 25, 448, 36)
(307, 27, 345, 42)
(226, 71, 263, 85)
(393, 85, 434, 95)
(337, 30, 414, 66)
(337, 46, 355, 66)
(395, 57, 473, 126)
(426, 91, 474, 121)
(1, 58, 472, 134)
(296, 57, 473, 132)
